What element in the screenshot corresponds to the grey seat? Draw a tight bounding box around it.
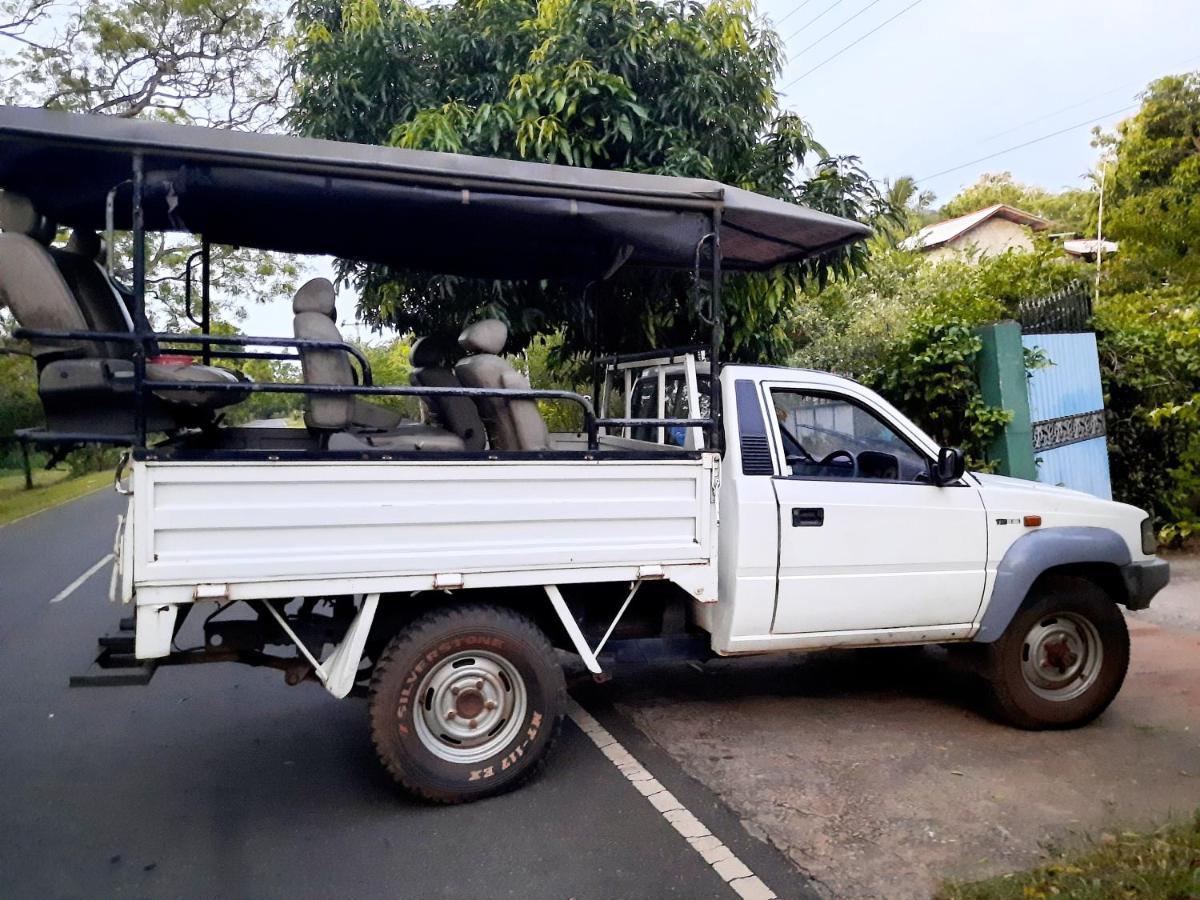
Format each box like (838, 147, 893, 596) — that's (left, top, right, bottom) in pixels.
(0, 192, 243, 435)
(409, 334, 487, 451)
(454, 319, 550, 451)
(292, 277, 464, 451)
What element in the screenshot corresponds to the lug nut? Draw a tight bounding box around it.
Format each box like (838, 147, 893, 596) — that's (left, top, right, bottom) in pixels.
(451, 686, 460, 696)
(468, 719, 477, 729)
(475, 680, 484, 690)
(446, 710, 457, 720)
(484, 699, 497, 710)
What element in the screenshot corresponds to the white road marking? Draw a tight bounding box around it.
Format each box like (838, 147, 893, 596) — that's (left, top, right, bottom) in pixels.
(568, 700, 778, 900)
(48, 554, 114, 604)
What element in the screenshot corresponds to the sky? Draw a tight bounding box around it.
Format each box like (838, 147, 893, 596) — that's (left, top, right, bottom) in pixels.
(244, 0, 1200, 339)
(766, 0, 1200, 204)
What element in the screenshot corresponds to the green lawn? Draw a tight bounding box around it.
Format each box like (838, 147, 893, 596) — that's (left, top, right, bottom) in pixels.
(0, 468, 113, 527)
(939, 812, 1200, 899)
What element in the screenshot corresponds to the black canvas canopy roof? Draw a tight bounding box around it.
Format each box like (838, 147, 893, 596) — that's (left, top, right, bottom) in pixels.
(0, 106, 870, 280)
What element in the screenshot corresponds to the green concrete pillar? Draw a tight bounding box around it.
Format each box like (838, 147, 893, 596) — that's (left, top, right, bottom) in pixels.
(976, 321, 1037, 480)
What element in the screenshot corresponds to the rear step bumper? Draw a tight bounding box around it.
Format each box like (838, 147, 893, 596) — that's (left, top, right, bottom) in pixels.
(70, 617, 158, 687)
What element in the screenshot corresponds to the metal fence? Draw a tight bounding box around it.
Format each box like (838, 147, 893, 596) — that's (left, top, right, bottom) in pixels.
(1016, 282, 1093, 334)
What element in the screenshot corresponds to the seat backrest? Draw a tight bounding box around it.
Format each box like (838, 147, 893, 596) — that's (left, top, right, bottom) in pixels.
(454, 319, 549, 451)
(410, 334, 487, 451)
(0, 192, 93, 360)
(50, 230, 142, 358)
(292, 277, 354, 430)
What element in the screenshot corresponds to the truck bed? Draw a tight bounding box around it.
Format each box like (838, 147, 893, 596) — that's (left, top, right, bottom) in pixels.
(125, 456, 718, 605)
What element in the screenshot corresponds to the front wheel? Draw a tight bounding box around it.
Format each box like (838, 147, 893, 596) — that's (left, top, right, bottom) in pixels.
(369, 604, 565, 803)
(982, 578, 1129, 730)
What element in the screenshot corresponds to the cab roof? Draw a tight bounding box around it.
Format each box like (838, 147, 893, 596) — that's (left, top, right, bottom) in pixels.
(0, 106, 871, 280)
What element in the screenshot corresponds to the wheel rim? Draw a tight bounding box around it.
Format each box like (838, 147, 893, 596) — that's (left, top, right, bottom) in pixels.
(1020, 612, 1104, 702)
(411, 649, 527, 764)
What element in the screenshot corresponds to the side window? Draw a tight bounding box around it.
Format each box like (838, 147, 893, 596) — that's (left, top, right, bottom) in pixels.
(770, 389, 930, 482)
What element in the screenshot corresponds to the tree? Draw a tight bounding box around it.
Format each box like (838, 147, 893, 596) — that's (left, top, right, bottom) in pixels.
(290, 0, 894, 364)
(1099, 73, 1200, 293)
(938, 171, 1095, 234)
(1090, 73, 1200, 538)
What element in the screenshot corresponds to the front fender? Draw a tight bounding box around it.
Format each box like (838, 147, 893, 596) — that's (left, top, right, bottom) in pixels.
(975, 526, 1131, 643)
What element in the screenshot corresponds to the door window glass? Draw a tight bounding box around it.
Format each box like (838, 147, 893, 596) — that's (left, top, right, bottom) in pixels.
(770, 389, 930, 482)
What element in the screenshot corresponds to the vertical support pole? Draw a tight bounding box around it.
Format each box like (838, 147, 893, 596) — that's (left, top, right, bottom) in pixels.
(655, 367, 666, 445)
(131, 153, 147, 448)
(200, 237, 212, 365)
(683, 352, 703, 450)
(976, 321, 1036, 480)
(709, 209, 723, 453)
(19, 438, 33, 491)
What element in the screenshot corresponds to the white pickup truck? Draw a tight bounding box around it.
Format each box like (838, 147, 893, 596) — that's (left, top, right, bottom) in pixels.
(110, 359, 1167, 801)
(0, 108, 1168, 804)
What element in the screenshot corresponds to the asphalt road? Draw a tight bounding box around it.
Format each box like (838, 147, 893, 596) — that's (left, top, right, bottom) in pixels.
(0, 488, 812, 899)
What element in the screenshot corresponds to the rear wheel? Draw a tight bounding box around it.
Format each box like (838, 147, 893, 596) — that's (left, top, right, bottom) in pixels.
(982, 578, 1129, 729)
(369, 603, 565, 803)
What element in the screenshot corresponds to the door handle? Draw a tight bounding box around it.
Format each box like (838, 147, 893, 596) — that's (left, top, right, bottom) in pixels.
(792, 507, 824, 527)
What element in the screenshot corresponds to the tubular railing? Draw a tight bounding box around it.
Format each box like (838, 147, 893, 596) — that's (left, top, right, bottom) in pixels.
(11, 327, 718, 454)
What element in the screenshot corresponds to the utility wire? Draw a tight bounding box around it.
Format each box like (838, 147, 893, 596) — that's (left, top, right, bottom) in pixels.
(780, 0, 925, 90)
(772, 0, 820, 28)
(790, 0, 886, 59)
(783, 0, 853, 41)
(979, 52, 1200, 143)
(917, 103, 1138, 182)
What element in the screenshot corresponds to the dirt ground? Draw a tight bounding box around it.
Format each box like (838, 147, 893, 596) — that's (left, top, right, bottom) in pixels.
(602, 554, 1200, 898)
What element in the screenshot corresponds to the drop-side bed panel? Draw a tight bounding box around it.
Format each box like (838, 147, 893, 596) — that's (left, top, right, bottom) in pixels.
(131, 458, 714, 587)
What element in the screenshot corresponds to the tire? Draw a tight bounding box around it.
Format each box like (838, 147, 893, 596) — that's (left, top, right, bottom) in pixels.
(369, 603, 565, 803)
(982, 577, 1130, 730)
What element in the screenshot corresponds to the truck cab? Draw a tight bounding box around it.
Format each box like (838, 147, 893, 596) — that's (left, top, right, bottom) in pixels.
(703, 365, 1165, 663)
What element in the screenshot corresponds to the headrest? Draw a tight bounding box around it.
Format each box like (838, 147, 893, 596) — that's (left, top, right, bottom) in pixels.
(292, 277, 337, 316)
(0, 191, 52, 243)
(458, 318, 508, 355)
(64, 229, 104, 261)
(410, 334, 458, 369)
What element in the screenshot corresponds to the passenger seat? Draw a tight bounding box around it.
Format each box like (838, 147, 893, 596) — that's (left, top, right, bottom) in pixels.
(409, 334, 487, 450)
(0, 192, 243, 436)
(291, 277, 464, 451)
(454, 319, 550, 451)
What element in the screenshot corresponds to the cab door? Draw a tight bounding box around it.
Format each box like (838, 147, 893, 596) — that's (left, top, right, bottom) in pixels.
(764, 384, 988, 634)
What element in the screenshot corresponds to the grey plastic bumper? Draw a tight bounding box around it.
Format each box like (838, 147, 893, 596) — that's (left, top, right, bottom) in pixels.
(1121, 558, 1170, 610)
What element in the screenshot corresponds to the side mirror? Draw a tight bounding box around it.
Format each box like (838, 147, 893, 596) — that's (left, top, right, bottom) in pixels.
(934, 447, 966, 485)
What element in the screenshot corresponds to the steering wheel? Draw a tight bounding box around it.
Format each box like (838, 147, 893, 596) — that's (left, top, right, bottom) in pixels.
(817, 449, 857, 477)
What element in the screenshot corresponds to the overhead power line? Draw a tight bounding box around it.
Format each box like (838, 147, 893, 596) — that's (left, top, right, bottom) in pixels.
(780, 0, 925, 90)
(783, 0, 852, 41)
(917, 103, 1138, 182)
(979, 52, 1200, 144)
(790, 0, 886, 59)
(772, 0, 820, 28)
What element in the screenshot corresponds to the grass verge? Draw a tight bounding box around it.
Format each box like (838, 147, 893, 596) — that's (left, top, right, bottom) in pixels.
(939, 812, 1200, 899)
(0, 469, 112, 527)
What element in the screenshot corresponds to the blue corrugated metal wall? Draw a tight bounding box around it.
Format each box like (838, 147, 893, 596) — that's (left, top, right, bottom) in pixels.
(1021, 332, 1112, 499)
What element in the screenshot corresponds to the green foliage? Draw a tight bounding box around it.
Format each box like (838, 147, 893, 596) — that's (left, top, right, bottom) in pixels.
(865, 317, 1011, 470)
(1101, 73, 1200, 294)
(290, 0, 894, 362)
(0, 0, 288, 128)
(940, 171, 1096, 234)
(0, 321, 41, 460)
(1089, 73, 1200, 541)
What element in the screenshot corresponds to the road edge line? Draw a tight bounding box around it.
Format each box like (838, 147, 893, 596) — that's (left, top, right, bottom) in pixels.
(49, 553, 114, 604)
(567, 699, 777, 900)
